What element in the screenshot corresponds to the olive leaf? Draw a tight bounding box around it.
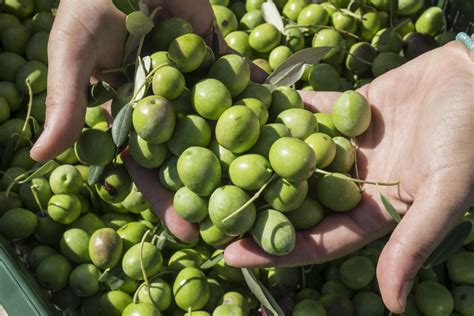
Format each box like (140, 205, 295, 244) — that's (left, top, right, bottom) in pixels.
(88, 165, 106, 186)
(262, 0, 285, 33)
(211, 30, 220, 57)
(380, 191, 401, 223)
(124, 33, 142, 63)
(19, 160, 57, 184)
(265, 47, 330, 86)
(112, 0, 139, 14)
(87, 81, 116, 108)
(242, 268, 285, 316)
(423, 221, 472, 269)
(112, 102, 133, 147)
(389, 0, 398, 27)
(99, 268, 125, 290)
(200, 252, 224, 269)
(126, 11, 154, 36)
(133, 56, 152, 101)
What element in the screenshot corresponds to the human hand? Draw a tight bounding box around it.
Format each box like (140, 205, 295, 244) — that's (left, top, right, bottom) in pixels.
(224, 40, 474, 313)
(29, 0, 221, 243)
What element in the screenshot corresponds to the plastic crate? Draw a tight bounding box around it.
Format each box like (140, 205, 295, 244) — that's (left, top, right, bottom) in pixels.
(0, 237, 59, 316)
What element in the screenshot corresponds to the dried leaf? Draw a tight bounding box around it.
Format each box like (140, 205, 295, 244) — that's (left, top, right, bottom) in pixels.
(126, 11, 154, 36)
(242, 268, 285, 316)
(423, 221, 472, 269)
(380, 191, 401, 223)
(88, 165, 106, 186)
(112, 102, 133, 147)
(262, 0, 285, 33)
(200, 252, 224, 269)
(265, 47, 330, 86)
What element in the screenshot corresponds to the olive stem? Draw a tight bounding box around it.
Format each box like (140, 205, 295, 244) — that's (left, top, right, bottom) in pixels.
(130, 63, 167, 103)
(284, 24, 363, 41)
(340, 8, 366, 21)
(345, 50, 374, 66)
(314, 169, 399, 186)
(221, 174, 278, 224)
(132, 270, 176, 304)
(5, 172, 28, 197)
(351, 137, 362, 190)
(30, 185, 44, 212)
(139, 229, 152, 286)
(14, 79, 33, 151)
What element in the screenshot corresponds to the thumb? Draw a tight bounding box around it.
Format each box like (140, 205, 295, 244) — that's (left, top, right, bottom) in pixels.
(30, 1, 96, 161)
(376, 182, 471, 313)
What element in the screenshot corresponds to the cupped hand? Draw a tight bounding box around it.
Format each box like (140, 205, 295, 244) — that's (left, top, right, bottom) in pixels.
(224, 41, 474, 313)
(29, 0, 221, 243)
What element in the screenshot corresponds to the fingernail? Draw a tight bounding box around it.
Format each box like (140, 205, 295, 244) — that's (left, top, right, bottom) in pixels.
(398, 280, 413, 312)
(32, 126, 48, 149)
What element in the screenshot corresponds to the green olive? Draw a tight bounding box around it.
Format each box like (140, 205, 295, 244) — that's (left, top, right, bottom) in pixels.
(236, 82, 272, 108)
(199, 216, 234, 247)
(415, 281, 454, 316)
(251, 209, 296, 256)
(173, 186, 209, 223)
(168, 33, 206, 73)
(229, 154, 272, 191)
(332, 11, 357, 33)
(263, 177, 308, 212)
(267, 267, 300, 288)
(132, 95, 176, 144)
(340, 256, 375, 289)
(352, 291, 385, 316)
(305, 132, 337, 168)
(69, 213, 105, 235)
(28, 244, 58, 271)
(371, 52, 406, 77)
(137, 278, 172, 311)
(332, 90, 371, 137)
(346, 42, 378, 75)
(47, 194, 82, 224)
(269, 45, 293, 70)
(249, 23, 281, 53)
(0, 207, 37, 240)
(277, 108, 318, 140)
(225, 31, 253, 58)
(0, 191, 22, 216)
(327, 136, 355, 172)
(173, 267, 210, 311)
(309, 63, 341, 91)
(191, 78, 232, 120)
(0, 52, 26, 82)
(177, 146, 222, 196)
(69, 263, 101, 297)
(284, 27, 305, 52)
(312, 29, 346, 66)
(239, 9, 265, 30)
(269, 86, 304, 120)
(208, 185, 256, 236)
(235, 98, 269, 126)
(283, 0, 310, 21)
(212, 5, 238, 37)
(36, 254, 72, 291)
(209, 54, 250, 97)
(60, 228, 91, 264)
(316, 173, 361, 212)
(122, 242, 163, 280)
(285, 197, 324, 230)
(215, 105, 260, 153)
(297, 4, 330, 32)
(371, 28, 403, 53)
(95, 166, 132, 204)
(16, 60, 47, 94)
(292, 299, 327, 316)
(117, 222, 148, 251)
(89, 227, 123, 269)
(1, 24, 29, 55)
(19, 177, 52, 212)
(356, 6, 381, 41)
(150, 17, 193, 51)
(99, 291, 133, 316)
(158, 156, 184, 192)
(398, 0, 423, 16)
(122, 302, 161, 316)
(152, 65, 185, 100)
(129, 131, 168, 169)
(250, 123, 291, 158)
(75, 129, 115, 166)
(269, 137, 316, 182)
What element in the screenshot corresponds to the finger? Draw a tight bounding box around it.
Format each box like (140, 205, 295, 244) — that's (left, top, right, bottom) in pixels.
(30, 1, 96, 161)
(298, 90, 341, 113)
(377, 182, 472, 313)
(121, 151, 199, 243)
(225, 190, 395, 267)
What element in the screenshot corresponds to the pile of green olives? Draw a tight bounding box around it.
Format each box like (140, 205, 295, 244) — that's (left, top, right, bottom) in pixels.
(0, 1, 473, 315)
(215, 0, 455, 91)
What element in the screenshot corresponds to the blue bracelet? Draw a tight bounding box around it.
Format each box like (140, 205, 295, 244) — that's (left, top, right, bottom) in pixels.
(456, 32, 474, 53)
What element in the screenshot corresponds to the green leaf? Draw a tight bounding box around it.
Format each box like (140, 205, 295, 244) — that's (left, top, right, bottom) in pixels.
(262, 0, 285, 33)
(126, 11, 154, 36)
(88, 165, 106, 186)
(389, 0, 398, 27)
(87, 81, 116, 108)
(19, 160, 58, 183)
(211, 30, 220, 58)
(99, 268, 125, 291)
(380, 191, 401, 223)
(111, 102, 133, 147)
(242, 268, 285, 316)
(112, 0, 139, 14)
(124, 33, 142, 63)
(200, 252, 224, 269)
(133, 56, 152, 101)
(423, 221, 472, 269)
(265, 47, 330, 86)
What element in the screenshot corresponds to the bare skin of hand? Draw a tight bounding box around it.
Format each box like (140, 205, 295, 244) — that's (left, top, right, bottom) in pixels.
(29, 0, 222, 243)
(224, 41, 474, 313)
